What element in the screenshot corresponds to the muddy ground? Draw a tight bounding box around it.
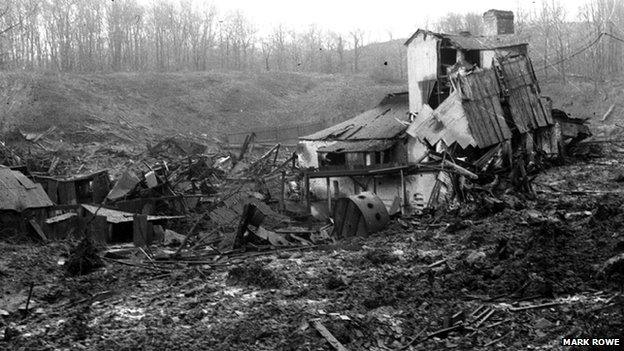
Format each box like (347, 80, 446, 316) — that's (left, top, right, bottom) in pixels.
(1, 143, 624, 350)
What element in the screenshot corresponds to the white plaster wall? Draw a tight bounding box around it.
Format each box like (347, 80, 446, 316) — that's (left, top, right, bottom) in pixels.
(407, 35, 439, 113)
(407, 137, 429, 163)
(297, 140, 333, 168)
(481, 50, 496, 68)
(310, 175, 402, 211)
(309, 171, 453, 212)
(404, 172, 437, 209)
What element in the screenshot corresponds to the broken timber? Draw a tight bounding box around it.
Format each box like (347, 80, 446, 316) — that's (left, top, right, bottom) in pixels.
(312, 320, 349, 351)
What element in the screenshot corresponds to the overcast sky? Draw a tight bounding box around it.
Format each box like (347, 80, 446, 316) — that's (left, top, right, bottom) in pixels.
(199, 0, 590, 41)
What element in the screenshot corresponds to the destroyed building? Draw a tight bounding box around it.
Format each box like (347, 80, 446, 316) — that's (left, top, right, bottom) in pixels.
(32, 170, 111, 206)
(297, 9, 590, 215)
(0, 166, 53, 236)
(298, 92, 447, 214)
(405, 10, 528, 111)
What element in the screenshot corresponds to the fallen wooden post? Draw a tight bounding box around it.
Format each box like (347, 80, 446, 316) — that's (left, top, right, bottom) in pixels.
(441, 160, 478, 179)
(474, 308, 495, 328)
(508, 301, 563, 311)
(427, 259, 447, 268)
(312, 320, 349, 351)
(425, 324, 463, 339)
(102, 256, 170, 272)
(24, 282, 34, 317)
(398, 328, 427, 350)
(483, 331, 512, 347)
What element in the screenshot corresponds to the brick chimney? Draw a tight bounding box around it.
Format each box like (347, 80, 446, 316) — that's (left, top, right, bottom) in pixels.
(483, 10, 514, 36)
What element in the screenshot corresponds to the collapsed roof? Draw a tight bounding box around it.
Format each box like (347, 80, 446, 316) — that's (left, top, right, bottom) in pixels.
(0, 166, 53, 212)
(409, 55, 554, 149)
(300, 92, 410, 142)
(404, 29, 528, 50)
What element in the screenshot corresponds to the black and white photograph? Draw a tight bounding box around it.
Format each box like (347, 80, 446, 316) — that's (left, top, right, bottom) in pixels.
(0, 0, 623, 349)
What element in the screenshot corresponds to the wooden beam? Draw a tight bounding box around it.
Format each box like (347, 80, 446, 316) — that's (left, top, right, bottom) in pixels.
(313, 320, 349, 351)
(326, 177, 331, 212)
(400, 169, 406, 215)
(304, 174, 310, 213)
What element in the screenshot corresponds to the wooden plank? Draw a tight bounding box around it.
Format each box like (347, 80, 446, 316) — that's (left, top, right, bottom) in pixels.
(516, 86, 538, 129)
(485, 95, 506, 142)
(58, 181, 77, 205)
(492, 95, 512, 140)
(47, 180, 58, 204)
(332, 198, 348, 239)
(87, 215, 109, 243)
(508, 92, 530, 133)
(92, 173, 110, 203)
(462, 101, 487, 147)
(29, 219, 47, 241)
(313, 320, 349, 351)
(468, 99, 496, 147)
(464, 73, 500, 146)
(526, 86, 549, 127)
(133, 214, 150, 247)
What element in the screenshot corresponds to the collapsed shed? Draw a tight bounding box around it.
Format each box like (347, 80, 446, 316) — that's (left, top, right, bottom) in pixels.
(80, 204, 184, 243)
(0, 166, 53, 236)
(32, 170, 111, 206)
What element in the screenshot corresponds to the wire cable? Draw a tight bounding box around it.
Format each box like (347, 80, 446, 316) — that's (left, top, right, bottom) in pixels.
(533, 32, 605, 73)
(533, 32, 624, 73)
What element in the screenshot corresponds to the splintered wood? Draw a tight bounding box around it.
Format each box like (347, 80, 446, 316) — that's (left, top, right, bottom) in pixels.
(312, 320, 349, 351)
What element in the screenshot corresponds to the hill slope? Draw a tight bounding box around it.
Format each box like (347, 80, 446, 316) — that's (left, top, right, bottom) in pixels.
(0, 70, 407, 143)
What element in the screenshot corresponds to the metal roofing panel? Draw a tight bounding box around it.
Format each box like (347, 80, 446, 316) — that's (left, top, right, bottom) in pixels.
(0, 167, 53, 211)
(300, 93, 410, 141)
(498, 56, 553, 132)
(405, 29, 528, 50)
(317, 139, 396, 153)
(33, 170, 109, 182)
(81, 204, 184, 224)
(445, 34, 528, 50)
(407, 95, 477, 149)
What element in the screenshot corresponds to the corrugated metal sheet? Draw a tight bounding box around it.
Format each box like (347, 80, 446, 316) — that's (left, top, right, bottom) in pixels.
(407, 95, 477, 149)
(34, 170, 109, 182)
(405, 29, 528, 50)
(317, 139, 396, 153)
(452, 69, 512, 147)
(498, 56, 553, 132)
(0, 167, 53, 212)
(300, 92, 409, 141)
(81, 204, 184, 224)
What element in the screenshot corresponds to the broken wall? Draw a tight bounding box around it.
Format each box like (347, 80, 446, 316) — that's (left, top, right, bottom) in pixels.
(406, 137, 429, 163)
(308, 171, 450, 214)
(407, 33, 439, 112)
(480, 47, 527, 68)
(298, 140, 333, 168)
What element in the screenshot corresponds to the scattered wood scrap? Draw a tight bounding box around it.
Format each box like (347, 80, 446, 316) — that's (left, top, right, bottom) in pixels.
(313, 320, 349, 351)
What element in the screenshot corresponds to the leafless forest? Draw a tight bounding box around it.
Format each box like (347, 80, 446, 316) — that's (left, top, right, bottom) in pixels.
(0, 0, 623, 81)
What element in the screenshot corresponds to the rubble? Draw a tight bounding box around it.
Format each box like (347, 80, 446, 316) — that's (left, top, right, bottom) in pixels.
(65, 237, 104, 276)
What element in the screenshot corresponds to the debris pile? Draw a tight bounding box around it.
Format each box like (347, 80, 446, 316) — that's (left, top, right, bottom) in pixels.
(65, 237, 104, 276)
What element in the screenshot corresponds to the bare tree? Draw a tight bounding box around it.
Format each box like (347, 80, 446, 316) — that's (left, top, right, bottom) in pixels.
(350, 29, 364, 73)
